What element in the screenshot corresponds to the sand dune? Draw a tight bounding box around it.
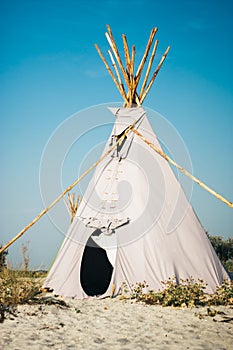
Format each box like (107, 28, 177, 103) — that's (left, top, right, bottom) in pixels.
(0, 298, 232, 350)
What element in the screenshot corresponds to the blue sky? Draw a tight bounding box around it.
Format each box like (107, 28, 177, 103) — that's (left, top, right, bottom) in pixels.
(1, 0, 232, 268)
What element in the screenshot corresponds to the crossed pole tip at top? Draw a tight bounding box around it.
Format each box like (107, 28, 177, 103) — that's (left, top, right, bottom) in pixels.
(95, 24, 170, 107)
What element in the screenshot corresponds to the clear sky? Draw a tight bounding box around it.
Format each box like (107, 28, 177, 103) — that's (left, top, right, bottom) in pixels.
(1, 0, 232, 269)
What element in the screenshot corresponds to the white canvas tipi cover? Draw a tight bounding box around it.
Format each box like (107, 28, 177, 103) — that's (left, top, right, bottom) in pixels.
(43, 107, 229, 298)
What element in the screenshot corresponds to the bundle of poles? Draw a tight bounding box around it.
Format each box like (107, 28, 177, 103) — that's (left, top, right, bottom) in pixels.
(94, 25, 170, 107)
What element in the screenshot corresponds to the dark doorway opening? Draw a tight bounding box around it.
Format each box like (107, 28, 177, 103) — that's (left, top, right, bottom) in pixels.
(80, 235, 113, 296)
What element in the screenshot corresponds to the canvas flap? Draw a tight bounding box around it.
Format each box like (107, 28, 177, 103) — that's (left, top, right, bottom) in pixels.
(77, 215, 130, 235)
(108, 107, 146, 135)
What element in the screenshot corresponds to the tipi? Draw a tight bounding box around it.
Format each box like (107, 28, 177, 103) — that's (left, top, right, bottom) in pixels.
(42, 26, 229, 298)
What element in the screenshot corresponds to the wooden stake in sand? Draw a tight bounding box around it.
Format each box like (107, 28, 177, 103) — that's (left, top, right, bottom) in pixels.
(132, 128, 233, 209)
(0, 120, 139, 254)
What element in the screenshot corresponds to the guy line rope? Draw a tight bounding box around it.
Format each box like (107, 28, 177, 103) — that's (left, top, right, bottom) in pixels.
(131, 128, 233, 209)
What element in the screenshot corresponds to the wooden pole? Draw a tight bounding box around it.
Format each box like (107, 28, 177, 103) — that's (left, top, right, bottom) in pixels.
(94, 44, 128, 104)
(108, 49, 124, 91)
(140, 45, 170, 104)
(121, 42, 138, 107)
(134, 92, 141, 106)
(123, 91, 141, 108)
(106, 26, 145, 107)
(105, 27, 131, 92)
(139, 39, 159, 100)
(0, 121, 139, 254)
(135, 28, 158, 85)
(132, 128, 233, 209)
(130, 45, 136, 105)
(122, 34, 131, 74)
(130, 45, 136, 79)
(105, 32, 131, 105)
(122, 34, 133, 106)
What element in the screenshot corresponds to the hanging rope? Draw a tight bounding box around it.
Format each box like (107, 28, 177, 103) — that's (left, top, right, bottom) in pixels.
(132, 128, 233, 209)
(0, 120, 139, 254)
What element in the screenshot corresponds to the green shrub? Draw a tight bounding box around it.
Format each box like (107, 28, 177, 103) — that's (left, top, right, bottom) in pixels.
(123, 278, 233, 307)
(208, 279, 233, 305)
(130, 277, 207, 307)
(207, 234, 233, 272)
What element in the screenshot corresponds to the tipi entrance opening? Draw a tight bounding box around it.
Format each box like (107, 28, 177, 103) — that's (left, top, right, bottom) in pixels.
(80, 233, 113, 296)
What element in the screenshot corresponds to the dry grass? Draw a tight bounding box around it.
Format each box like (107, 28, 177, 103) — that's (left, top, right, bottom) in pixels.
(65, 192, 82, 223)
(0, 241, 46, 321)
(0, 268, 43, 307)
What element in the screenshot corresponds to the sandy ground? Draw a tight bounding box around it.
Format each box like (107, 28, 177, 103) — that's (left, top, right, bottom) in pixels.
(0, 297, 232, 350)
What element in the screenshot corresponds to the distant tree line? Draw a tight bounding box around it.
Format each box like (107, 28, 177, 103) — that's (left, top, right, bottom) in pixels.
(206, 234, 233, 273)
